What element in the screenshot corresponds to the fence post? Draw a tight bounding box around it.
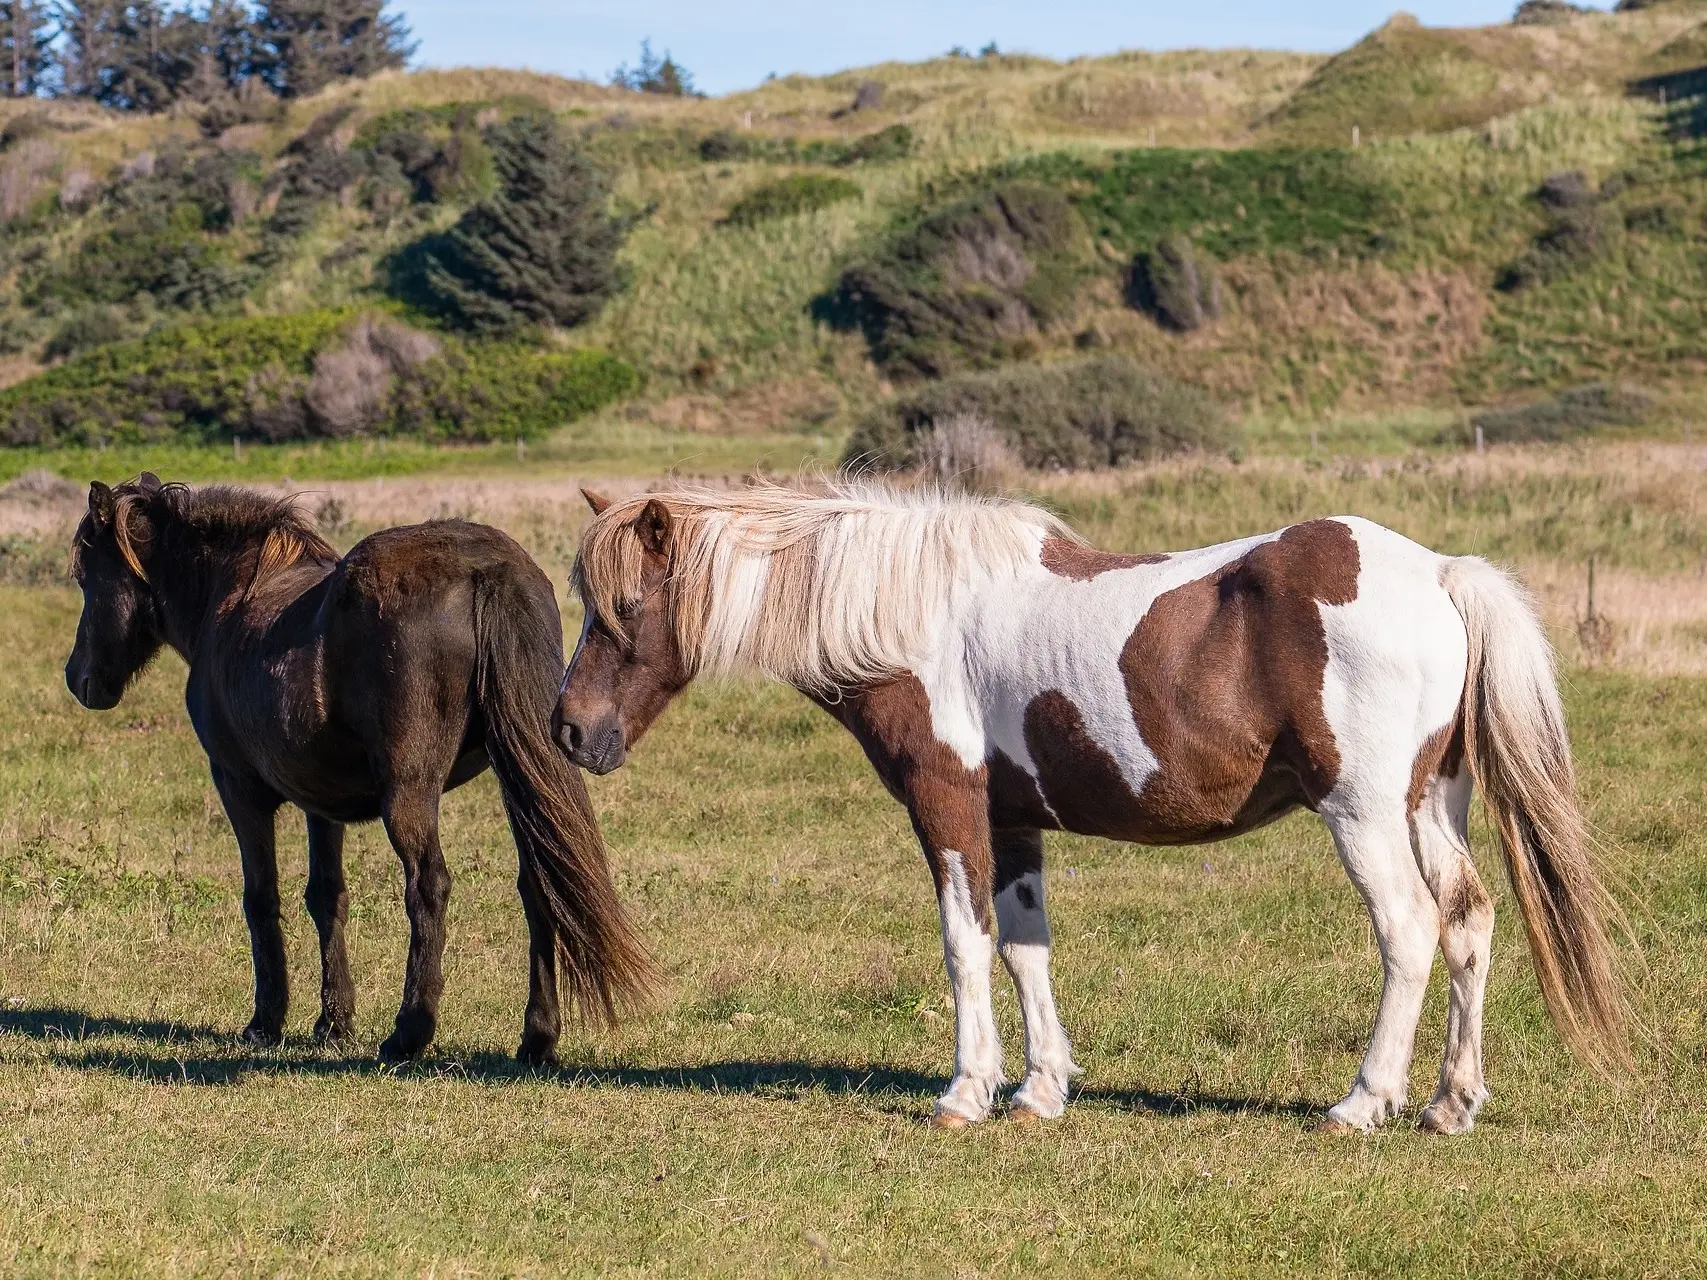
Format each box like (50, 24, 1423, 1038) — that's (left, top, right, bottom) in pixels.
(1474, 424, 1484, 454)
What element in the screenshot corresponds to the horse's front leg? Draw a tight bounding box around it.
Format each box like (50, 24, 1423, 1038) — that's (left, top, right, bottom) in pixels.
(211, 766, 287, 1046)
(305, 814, 357, 1044)
(909, 776, 1004, 1128)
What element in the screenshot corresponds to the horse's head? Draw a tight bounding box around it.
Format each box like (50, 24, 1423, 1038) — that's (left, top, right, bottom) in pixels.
(555, 489, 692, 775)
(66, 473, 169, 710)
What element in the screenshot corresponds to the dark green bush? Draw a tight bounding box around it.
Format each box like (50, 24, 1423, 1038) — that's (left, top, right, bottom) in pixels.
(0, 310, 641, 448)
(1127, 235, 1220, 331)
(405, 114, 628, 334)
(1467, 382, 1653, 444)
(836, 123, 915, 165)
(843, 355, 1233, 470)
(721, 174, 860, 227)
(1496, 206, 1611, 291)
(826, 182, 1083, 377)
(43, 307, 129, 361)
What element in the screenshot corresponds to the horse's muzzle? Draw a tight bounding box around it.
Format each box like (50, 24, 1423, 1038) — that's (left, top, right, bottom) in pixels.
(66, 667, 119, 711)
(554, 711, 627, 776)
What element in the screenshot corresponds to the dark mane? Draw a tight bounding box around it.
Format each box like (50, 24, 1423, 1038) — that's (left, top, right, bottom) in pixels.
(76, 478, 340, 587)
(152, 482, 339, 573)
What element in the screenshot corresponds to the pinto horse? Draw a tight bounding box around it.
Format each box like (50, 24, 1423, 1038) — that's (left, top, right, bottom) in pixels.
(66, 474, 653, 1062)
(556, 481, 1625, 1132)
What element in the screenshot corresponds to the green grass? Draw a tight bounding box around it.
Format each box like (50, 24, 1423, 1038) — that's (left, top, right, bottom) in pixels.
(1008, 147, 1391, 259)
(0, 419, 841, 488)
(2, 577, 1706, 1274)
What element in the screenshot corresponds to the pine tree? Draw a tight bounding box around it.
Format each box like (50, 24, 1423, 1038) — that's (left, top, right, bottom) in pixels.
(0, 1, 52, 97)
(202, 0, 254, 91)
(54, 0, 120, 99)
(417, 114, 627, 334)
(253, 0, 412, 98)
(611, 39, 693, 96)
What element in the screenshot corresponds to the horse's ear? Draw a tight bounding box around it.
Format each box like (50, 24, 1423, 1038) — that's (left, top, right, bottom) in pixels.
(635, 499, 672, 555)
(581, 487, 612, 515)
(88, 480, 115, 525)
(137, 471, 162, 494)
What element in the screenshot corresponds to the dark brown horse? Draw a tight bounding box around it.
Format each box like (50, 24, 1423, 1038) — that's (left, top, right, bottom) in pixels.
(66, 473, 653, 1062)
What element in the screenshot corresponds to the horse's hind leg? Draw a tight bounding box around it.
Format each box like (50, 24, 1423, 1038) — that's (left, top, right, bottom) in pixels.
(993, 828, 1079, 1121)
(1412, 770, 1494, 1134)
(378, 785, 452, 1062)
(1322, 804, 1440, 1132)
(305, 814, 357, 1044)
(212, 766, 287, 1046)
(515, 873, 561, 1067)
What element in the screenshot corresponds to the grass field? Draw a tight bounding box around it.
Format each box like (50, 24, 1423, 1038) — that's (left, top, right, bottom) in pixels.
(3, 446, 1707, 1275)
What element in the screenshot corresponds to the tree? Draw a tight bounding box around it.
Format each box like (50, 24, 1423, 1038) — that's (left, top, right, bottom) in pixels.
(104, 2, 203, 110)
(0, 1, 52, 96)
(55, 0, 119, 98)
(610, 38, 692, 96)
(253, 0, 412, 98)
(414, 113, 627, 334)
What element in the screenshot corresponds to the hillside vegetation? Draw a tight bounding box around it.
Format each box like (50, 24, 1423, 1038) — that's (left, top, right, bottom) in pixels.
(0, 2, 1704, 467)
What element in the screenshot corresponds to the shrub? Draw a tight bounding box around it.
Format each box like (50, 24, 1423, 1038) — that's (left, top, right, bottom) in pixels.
(698, 129, 752, 162)
(837, 123, 914, 165)
(43, 307, 129, 361)
(1468, 382, 1654, 444)
(826, 182, 1084, 377)
(1537, 170, 1595, 209)
(844, 355, 1233, 471)
(0, 309, 641, 447)
(1127, 236, 1220, 332)
(911, 412, 1018, 494)
(721, 174, 860, 227)
(1496, 206, 1612, 291)
(406, 114, 629, 334)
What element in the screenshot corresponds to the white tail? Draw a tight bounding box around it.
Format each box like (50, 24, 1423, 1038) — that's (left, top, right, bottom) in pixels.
(1443, 556, 1627, 1072)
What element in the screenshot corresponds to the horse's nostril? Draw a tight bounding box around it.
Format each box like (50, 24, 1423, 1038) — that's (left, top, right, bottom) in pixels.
(79, 676, 93, 706)
(566, 721, 584, 751)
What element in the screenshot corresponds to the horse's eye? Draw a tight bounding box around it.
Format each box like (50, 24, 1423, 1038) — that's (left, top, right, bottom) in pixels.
(613, 598, 637, 621)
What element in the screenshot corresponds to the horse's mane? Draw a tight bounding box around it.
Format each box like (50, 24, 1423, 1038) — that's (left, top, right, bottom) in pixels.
(573, 480, 1079, 690)
(78, 479, 338, 587)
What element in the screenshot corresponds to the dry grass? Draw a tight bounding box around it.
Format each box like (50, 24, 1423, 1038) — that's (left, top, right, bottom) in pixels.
(15, 438, 1697, 672)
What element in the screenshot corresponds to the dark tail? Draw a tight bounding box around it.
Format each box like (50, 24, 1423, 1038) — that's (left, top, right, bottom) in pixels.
(473, 571, 658, 1028)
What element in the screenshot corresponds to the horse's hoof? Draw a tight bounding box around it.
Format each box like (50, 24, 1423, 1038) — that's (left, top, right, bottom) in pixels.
(239, 1022, 283, 1048)
(1008, 1104, 1046, 1125)
(377, 1034, 427, 1064)
(1418, 1103, 1474, 1136)
(930, 1111, 974, 1130)
(516, 1043, 561, 1070)
(313, 1017, 355, 1046)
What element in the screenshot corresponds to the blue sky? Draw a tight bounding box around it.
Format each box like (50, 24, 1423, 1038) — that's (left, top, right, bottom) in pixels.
(401, 1, 1617, 96)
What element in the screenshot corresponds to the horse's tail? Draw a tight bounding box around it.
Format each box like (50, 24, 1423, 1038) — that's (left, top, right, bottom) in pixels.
(473, 569, 657, 1028)
(1443, 555, 1627, 1073)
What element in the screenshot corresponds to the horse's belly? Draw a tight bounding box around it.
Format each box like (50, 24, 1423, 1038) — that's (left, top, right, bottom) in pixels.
(1009, 690, 1309, 843)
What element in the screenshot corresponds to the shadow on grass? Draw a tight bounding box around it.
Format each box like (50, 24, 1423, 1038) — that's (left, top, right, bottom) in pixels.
(0, 1005, 228, 1044)
(9, 1004, 1322, 1120)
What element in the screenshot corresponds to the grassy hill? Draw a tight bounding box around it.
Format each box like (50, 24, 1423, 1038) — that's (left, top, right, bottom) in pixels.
(0, 1, 1705, 476)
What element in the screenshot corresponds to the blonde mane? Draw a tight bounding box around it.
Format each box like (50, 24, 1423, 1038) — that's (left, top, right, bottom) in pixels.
(573, 481, 1079, 691)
